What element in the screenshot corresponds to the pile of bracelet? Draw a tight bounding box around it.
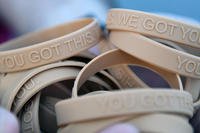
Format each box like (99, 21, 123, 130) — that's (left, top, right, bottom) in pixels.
(0, 8, 200, 133)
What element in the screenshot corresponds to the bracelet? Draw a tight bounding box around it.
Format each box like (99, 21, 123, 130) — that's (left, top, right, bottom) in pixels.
(67, 50, 122, 90)
(59, 113, 192, 133)
(98, 39, 148, 88)
(56, 89, 193, 126)
(106, 8, 200, 48)
(0, 18, 101, 73)
(72, 49, 183, 97)
(110, 31, 200, 79)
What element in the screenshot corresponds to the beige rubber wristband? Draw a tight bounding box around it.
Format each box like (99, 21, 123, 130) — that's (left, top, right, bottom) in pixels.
(20, 93, 41, 133)
(107, 8, 200, 48)
(0, 18, 101, 73)
(67, 50, 122, 90)
(98, 39, 148, 88)
(56, 89, 193, 126)
(59, 113, 192, 133)
(71, 49, 183, 97)
(110, 31, 200, 79)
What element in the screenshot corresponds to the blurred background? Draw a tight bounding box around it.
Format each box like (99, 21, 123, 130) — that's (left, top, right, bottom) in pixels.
(0, 0, 199, 43)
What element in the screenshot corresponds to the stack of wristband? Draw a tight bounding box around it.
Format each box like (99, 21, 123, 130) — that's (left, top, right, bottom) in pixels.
(0, 8, 200, 133)
(0, 18, 121, 132)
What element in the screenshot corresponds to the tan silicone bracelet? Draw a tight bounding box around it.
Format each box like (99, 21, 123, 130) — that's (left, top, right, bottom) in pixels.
(72, 49, 183, 97)
(0, 18, 101, 73)
(59, 113, 192, 133)
(67, 51, 122, 90)
(110, 31, 200, 79)
(56, 89, 193, 126)
(12, 66, 116, 114)
(98, 39, 148, 88)
(20, 93, 41, 133)
(107, 8, 200, 48)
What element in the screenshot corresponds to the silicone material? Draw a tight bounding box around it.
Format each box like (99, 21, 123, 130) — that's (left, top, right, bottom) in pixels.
(59, 113, 193, 133)
(67, 50, 122, 90)
(110, 31, 200, 79)
(98, 39, 148, 88)
(72, 49, 183, 97)
(0, 18, 101, 72)
(107, 9, 200, 48)
(56, 89, 193, 126)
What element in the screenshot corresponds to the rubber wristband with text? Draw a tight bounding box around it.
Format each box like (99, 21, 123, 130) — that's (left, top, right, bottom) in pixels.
(110, 31, 200, 79)
(0, 18, 101, 73)
(107, 9, 200, 48)
(56, 89, 193, 126)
